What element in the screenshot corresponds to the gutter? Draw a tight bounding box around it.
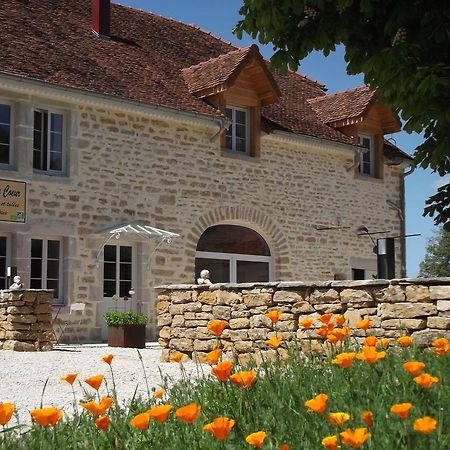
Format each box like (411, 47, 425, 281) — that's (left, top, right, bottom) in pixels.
(0, 72, 224, 128)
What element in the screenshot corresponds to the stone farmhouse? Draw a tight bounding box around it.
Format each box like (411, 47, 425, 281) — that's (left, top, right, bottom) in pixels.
(0, 0, 413, 341)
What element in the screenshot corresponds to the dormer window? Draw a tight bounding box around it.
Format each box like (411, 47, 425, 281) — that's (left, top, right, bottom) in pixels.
(225, 106, 250, 154)
(358, 134, 374, 176)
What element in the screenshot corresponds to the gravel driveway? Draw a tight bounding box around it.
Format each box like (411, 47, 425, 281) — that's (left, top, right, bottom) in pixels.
(0, 344, 201, 425)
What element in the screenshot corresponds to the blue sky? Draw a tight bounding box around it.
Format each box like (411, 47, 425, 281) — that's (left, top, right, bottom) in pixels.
(119, 0, 443, 276)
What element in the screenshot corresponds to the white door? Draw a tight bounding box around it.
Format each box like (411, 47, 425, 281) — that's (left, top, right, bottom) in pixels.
(101, 244, 136, 340)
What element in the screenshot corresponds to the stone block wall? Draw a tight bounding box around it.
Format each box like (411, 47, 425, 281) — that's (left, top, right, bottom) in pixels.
(156, 278, 450, 363)
(0, 290, 54, 351)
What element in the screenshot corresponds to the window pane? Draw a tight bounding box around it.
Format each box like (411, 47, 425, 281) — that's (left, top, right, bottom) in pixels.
(31, 239, 43, 257)
(30, 278, 42, 289)
(0, 124, 10, 145)
(0, 237, 6, 256)
(119, 280, 132, 297)
(47, 240, 60, 259)
(235, 138, 246, 153)
(197, 225, 271, 256)
(104, 262, 116, 281)
(50, 151, 62, 171)
(50, 114, 63, 132)
(120, 246, 132, 263)
(0, 145, 9, 165)
(50, 133, 62, 152)
(120, 263, 132, 281)
(47, 260, 59, 279)
(235, 109, 246, 125)
(236, 124, 246, 139)
(46, 279, 59, 299)
(103, 280, 116, 297)
(237, 260, 270, 283)
(0, 104, 10, 124)
(30, 258, 42, 278)
(104, 245, 116, 262)
(195, 258, 230, 284)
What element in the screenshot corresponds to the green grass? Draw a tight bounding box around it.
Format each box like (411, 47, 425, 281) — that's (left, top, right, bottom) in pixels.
(0, 345, 448, 449)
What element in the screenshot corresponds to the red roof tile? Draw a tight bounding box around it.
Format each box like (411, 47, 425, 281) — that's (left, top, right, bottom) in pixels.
(307, 86, 377, 126)
(0, 0, 403, 152)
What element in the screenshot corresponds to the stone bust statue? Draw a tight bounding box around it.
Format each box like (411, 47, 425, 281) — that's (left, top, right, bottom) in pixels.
(197, 269, 212, 285)
(9, 275, 24, 290)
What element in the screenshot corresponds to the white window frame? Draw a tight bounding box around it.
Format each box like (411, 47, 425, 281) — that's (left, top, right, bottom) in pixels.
(32, 108, 66, 176)
(225, 105, 250, 154)
(0, 100, 14, 169)
(357, 134, 374, 177)
(30, 237, 64, 305)
(102, 243, 137, 299)
(0, 234, 11, 290)
(196, 251, 274, 283)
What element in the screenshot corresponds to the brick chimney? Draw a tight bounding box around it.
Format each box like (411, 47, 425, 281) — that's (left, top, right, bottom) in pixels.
(92, 0, 111, 38)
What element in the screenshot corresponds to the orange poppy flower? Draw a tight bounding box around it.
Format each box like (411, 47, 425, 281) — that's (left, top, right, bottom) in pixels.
(30, 407, 63, 427)
(356, 319, 373, 331)
(211, 361, 233, 382)
(175, 403, 201, 424)
(390, 403, 412, 420)
(101, 354, 114, 365)
(403, 361, 425, 376)
(413, 416, 437, 435)
(96, 415, 110, 431)
(327, 333, 339, 345)
(0, 403, 15, 426)
(317, 324, 335, 338)
(379, 338, 390, 348)
(265, 310, 281, 323)
(397, 336, 413, 347)
(331, 352, 357, 368)
(339, 428, 371, 448)
(299, 318, 313, 329)
(327, 412, 350, 427)
(84, 374, 104, 391)
(204, 349, 222, 365)
(330, 327, 351, 342)
(364, 336, 379, 347)
(153, 389, 166, 399)
(207, 320, 228, 337)
(335, 314, 346, 326)
(170, 352, 186, 363)
(60, 373, 78, 385)
(266, 336, 282, 349)
(147, 404, 172, 423)
(305, 393, 328, 414)
(361, 411, 373, 428)
(319, 313, 334, 325)
(357, 346, 386, 364)
(80, 397, 113, 417)
(322, 435, 339, 450)
(130, 412, 150, 430)
(279, 444, 289, 450)
(203, 417, 235, 441)
(432, 337, 450, 356)
(413, 373, 439, 389)
(230, 371, 257, 389)
(245, 431, 267, 447)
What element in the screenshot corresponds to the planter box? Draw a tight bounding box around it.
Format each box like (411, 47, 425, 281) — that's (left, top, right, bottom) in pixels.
(107, 325, 146, 348)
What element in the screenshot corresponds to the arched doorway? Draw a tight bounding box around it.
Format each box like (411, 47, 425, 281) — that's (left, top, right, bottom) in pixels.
(195, 224, 273, 284)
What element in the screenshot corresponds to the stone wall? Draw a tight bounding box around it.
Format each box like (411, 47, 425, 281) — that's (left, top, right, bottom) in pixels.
(0, 290, 54, 351)
(0, 82, 405, 342)
(156, 279, 450, 363)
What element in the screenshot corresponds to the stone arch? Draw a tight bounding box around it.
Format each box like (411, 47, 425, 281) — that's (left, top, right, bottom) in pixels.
(185, 205, 291, 281)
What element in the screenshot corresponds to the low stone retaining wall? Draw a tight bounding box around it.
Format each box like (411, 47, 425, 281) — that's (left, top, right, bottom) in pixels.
(0, 290, 54, 351)
(156, 278, 450, 363)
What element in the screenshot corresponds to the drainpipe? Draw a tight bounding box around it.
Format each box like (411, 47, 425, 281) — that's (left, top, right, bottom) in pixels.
(386, 163, 415, 277)
(209, 117, 227, 142)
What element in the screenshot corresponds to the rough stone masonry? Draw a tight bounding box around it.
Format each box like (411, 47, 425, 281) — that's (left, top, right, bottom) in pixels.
(0, 290, 54, 351)
(156, 278, 450, 364)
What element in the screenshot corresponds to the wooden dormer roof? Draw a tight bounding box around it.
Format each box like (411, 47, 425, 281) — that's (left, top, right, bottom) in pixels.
(308, 86, 401, 134)
(182, 44, 280, 106)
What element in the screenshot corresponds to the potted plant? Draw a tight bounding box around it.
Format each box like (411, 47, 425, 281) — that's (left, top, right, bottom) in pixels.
(104, 295, 148, 348)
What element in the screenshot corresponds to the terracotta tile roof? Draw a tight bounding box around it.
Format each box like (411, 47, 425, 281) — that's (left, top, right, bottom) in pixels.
(0, 0, 403, 152)
(384, 140, 414, 161)
(308, 86, 377, 126)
